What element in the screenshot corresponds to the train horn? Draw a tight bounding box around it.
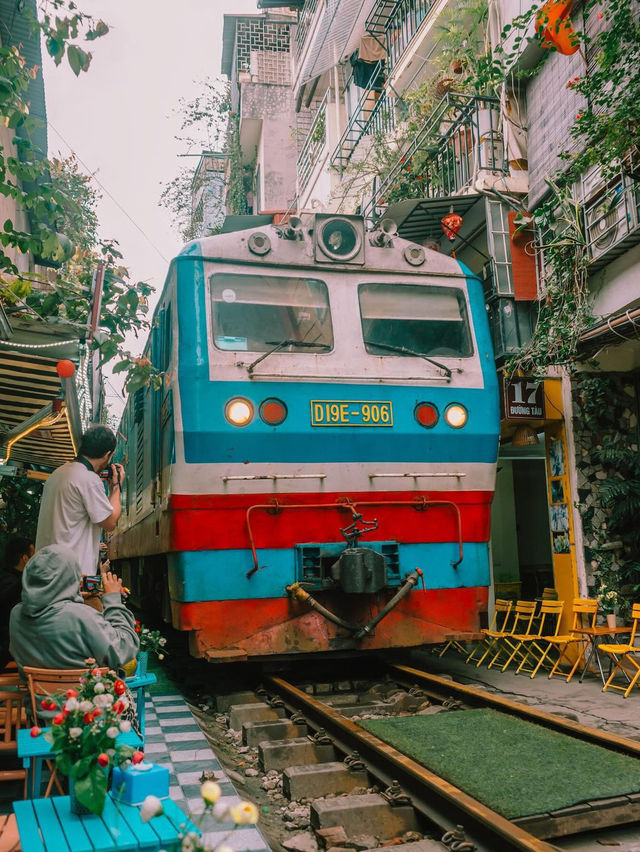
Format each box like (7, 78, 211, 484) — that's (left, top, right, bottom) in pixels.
(369, 218, 398, 247)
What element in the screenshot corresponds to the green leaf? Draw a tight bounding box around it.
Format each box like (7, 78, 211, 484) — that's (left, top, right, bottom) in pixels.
(67, 45, 83, 76)
(111, 359, 131, 374)
(71, 754, 93, 780)
(74, 765, 108, 814)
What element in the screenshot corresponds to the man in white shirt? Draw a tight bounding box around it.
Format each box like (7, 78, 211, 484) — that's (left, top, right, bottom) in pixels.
(36, 425, 125, 577)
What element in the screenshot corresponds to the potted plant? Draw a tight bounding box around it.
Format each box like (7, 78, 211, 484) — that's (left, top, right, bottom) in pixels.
(597, 585, 620, 629)
(41, 664, 136, 814)
(135, 621, 168, 675)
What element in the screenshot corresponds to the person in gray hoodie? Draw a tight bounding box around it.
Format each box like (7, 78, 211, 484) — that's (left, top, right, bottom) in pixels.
(10, 544, 139, 671)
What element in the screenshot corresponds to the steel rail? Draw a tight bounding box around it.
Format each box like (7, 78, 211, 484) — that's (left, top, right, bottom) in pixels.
(265, 675, 555, 852)
(389, 664, 640, 759)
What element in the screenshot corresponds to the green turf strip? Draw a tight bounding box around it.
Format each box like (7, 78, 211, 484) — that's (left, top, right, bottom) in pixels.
(360, 709, 640, 819)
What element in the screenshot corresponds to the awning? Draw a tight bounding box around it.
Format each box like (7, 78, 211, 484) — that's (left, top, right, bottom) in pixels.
(0, 347, 83, 470)
(298, 0, 375, 89)
(578, 306, 640, 355)
(384, 195, 483, 243)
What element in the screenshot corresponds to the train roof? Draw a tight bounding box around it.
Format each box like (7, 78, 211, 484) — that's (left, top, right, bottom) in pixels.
(176, 215, 470, 279)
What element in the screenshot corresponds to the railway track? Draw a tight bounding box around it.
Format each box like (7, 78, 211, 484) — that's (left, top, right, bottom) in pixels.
(211, 662, 640, 852)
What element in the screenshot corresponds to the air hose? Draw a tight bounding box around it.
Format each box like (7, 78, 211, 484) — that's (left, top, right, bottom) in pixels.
(285, 567, 423, 639)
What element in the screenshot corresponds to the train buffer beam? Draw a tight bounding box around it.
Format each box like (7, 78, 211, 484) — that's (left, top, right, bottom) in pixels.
(283, 761, 369, 800)
(216, 691, 262, 712)
(259, 736, 337, 771)
(311, 792, 419, 841)
(228, 702, 286, 730)
(243, 719, 308, 747)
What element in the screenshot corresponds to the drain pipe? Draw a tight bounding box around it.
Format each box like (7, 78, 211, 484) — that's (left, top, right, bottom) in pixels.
(353, 568, 423, 640)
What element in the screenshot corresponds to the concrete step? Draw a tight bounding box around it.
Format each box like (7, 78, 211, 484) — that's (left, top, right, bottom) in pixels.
(259, 737, 337, 771)
(217, 691, 261, 712)
(229, 702, 286, 730)
(243, 719, 308, 747)
(283, 761, 369, 799)
(311, 793, 418, 840)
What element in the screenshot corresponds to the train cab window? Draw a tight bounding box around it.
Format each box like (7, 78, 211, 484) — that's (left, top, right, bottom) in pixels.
(359, 283, 473, 358)
(211, 273, 333, 353)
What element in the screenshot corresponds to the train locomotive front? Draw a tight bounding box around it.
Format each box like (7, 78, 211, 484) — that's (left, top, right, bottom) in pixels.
(111, 215, 500, 662)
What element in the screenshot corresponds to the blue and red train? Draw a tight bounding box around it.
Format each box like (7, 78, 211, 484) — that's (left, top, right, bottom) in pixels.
(111, 215, 499, 662)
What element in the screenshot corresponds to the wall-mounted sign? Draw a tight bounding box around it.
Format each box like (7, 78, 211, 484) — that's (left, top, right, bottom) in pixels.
(503, 378, 545, 420)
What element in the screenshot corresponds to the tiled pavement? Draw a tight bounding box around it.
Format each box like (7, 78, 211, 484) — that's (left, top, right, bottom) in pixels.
(143, 688, 271, 850)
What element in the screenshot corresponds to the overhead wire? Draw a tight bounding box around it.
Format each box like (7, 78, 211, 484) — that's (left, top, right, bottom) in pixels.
(47, 121, 170, 265)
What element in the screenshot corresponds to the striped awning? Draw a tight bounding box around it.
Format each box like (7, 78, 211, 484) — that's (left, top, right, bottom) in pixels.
(0, 348, 81, 469)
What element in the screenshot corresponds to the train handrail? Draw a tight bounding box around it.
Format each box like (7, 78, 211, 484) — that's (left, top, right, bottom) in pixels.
(244, 497, 464, 578)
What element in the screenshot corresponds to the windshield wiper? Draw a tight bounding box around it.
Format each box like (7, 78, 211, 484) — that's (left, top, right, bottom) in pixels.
(363, 340, 460, 378)
(247, 338, 331, 375)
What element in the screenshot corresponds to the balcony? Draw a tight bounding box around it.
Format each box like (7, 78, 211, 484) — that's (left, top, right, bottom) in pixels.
(330, 65, 396, 171)
(362, 92, 505, 220)
(366, 0, 436, 75)
(297, 90, 329, 194)
(295, 0, 319, 58)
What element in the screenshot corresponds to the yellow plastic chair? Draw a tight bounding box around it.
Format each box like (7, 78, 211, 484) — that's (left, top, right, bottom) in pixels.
(512, 599, 565, 677)
(600, 603, 640, 698)
(547, 598, 599, 682)
(465, 599, 513, 667)
(486, 600, 538, 670)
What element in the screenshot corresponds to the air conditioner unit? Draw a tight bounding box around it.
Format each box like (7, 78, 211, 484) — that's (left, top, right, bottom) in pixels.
(583, 175, 639, 264)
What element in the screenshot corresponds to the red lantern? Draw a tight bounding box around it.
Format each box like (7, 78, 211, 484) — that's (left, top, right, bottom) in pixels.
(441, 212, 463, 241)
(535, 0, 579, 56)
(56, 359, 75, 378)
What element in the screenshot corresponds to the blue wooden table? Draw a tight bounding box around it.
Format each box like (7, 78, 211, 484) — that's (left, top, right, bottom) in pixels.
(13, 793, 198, 851)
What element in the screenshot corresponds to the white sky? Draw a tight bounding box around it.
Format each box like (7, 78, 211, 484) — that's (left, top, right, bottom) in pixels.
(42, 0, 257, 413)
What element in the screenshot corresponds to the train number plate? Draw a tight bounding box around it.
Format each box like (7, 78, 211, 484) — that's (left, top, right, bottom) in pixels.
(310, 400, 393, 427)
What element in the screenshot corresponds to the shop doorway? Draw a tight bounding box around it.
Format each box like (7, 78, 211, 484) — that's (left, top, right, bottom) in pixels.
(491, 436, 554, 604)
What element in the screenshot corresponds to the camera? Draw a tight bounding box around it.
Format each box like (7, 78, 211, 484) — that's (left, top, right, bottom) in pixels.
(100, 465, 121, 486)
(82, 574, 103, 594)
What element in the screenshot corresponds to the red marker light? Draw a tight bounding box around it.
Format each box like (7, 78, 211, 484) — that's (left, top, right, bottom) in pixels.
(259, 398, 287, 426)
(415, 403, 439, 428)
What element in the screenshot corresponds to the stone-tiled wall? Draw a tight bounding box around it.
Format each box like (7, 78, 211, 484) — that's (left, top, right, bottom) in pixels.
(572, 371, 639, 588)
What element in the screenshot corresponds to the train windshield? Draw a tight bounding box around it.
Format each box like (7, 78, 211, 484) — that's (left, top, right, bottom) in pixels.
(211, 273, 333, 352)
(359, 283, 473, 358)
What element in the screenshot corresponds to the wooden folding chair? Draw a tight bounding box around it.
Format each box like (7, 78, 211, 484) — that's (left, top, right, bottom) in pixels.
(23, 666, 108, 798)
(547, 598, 598, 682)
(600, 603, 640, 698)
(486, 600, 537, 670)
(0, 689, 28, 802)
(512, 599, 565, 677)
(465, 599, 513, 666)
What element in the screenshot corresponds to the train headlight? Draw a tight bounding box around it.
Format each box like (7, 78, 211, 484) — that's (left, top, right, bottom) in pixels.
(414, 402, 439, 429)
(316, 216, 362, 262)
(444, 403, 468, 428)
(225, 397, 254, 427)
(259, 398, 287, 426)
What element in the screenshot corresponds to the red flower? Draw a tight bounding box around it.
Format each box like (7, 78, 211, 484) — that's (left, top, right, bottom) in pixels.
(53, 713, 65, 725)
(40, 698, 56, 711)
(84, 658, 96, 665)
(576, 113, 584, 119)
(66, 689, 78, 698)
(134, 621, 141, 634)
(30, 726, 41, 738)
(113, 700, 125, 714)
(132, 750, 144, 764)
(598, 11, 603, 17)
(91, 668, 101, 677)
(93, 708, 103, 718)
(83, 712, 93, 724)
(114, 680, 126, 696)
(97, 753, 109, 767)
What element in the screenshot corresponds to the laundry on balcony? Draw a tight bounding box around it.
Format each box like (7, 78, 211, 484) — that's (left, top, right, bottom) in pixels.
(350, 50, 385, 91)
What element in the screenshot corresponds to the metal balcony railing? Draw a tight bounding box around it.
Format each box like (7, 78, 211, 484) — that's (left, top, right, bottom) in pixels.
(297, 91, 329, 194)
(383, 0, 436, 73)
(362, 92, 505, 221)
(295, 0, 319, 58)
(330, 66, 396, 170)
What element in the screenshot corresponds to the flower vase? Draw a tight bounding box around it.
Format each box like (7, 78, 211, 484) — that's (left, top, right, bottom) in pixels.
(137, 650, 149, 676)
(606, 613, 617, 629)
